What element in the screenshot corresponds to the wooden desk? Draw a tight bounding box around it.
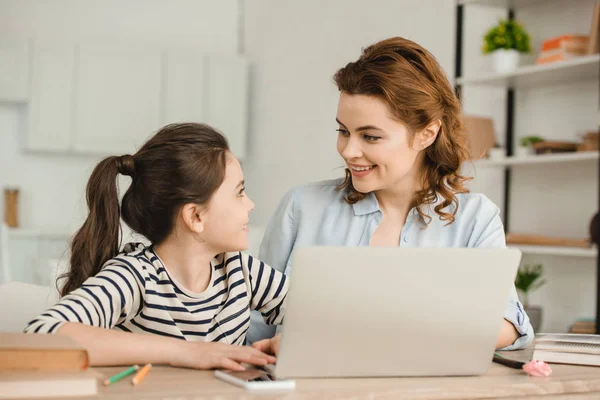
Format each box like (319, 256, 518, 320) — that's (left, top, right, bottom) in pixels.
(81, 350, 600, 399)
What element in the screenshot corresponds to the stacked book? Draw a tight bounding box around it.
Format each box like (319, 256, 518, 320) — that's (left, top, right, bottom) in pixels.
(0, 333, 97, 399)
(569, 318, 596, 334)
(533, 333, 600, 367)
(536, 35, 590, 64)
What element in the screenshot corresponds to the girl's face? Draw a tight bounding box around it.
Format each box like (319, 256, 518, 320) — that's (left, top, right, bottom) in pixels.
(198, 152, 255, 253)
(336, 93, 427, 195)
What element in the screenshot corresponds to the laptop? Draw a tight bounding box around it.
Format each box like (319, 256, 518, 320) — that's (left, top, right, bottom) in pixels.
(273, 247, 522, 378)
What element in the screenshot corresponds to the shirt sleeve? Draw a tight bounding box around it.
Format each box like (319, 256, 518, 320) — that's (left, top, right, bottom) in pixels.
(471, 196, 534, 350)
(242, 253, 288, 326)
(247, 188, 298, 343)
(23, 259, 145, 334)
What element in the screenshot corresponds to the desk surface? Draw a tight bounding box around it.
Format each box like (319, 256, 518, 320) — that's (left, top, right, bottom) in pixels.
(57, 350, 600, 399)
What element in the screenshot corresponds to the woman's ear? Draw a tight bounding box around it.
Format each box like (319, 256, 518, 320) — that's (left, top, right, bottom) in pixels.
(181, 203, 205, 234)
(416, 119, 441, 150)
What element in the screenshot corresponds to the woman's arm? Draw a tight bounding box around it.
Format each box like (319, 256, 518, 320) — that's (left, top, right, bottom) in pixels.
(57, 322, 275, 370)
(472, 196, 534, 350)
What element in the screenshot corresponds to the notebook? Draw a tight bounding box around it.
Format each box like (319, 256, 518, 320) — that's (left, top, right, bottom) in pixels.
(0, 371, 98, 399)
(532, 334, 600, 367)
(0, 333, 89, 372)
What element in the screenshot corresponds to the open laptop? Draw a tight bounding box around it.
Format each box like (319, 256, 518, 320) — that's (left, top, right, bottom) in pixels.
(273, 247, 522, 378)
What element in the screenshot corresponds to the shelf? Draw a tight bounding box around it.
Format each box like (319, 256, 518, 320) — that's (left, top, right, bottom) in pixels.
(474, 151, 599, 167)
(458, 0, 553, 8)
(511, 245, 597, 258)
(6, 227, 72, 240)
(457, 55, 600, 88)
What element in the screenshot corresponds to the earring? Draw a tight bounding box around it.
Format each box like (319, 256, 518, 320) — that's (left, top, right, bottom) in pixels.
(422, 144, 427, 149)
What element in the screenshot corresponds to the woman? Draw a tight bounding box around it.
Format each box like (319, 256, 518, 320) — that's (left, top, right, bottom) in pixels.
(249, 37, 533, 353)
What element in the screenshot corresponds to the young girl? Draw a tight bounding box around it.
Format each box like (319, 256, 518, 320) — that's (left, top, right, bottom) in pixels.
(25, 123, 286, 371)
(250, 36, 534, 353)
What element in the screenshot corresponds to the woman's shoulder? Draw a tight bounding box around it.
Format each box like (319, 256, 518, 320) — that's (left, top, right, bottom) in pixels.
(450, 192, 501, 223)
(286, 178, 347, 205)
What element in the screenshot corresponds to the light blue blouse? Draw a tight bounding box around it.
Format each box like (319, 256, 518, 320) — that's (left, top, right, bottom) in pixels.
(248, 178, 534, 350)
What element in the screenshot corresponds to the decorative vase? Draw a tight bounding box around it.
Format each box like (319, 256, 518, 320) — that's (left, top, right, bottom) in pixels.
(525, 305, 543, 332)
(487, 147, 505, 160)
(515, 146, 533, 157)
(492, 49, 519, 74)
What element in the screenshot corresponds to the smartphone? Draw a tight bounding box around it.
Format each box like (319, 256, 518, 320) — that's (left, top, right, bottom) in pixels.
(214, 366, 296, 391)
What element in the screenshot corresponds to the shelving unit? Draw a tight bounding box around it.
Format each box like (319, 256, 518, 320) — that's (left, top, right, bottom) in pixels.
(456, 54, 600, 88)
(511, 245, 597, 258)
(475, 151, 599, 167)
(455, 0, 599, 333)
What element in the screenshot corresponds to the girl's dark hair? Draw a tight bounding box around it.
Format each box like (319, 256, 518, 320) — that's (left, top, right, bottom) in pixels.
(334, 37, 471, 224)
(59, 123, 230, 296)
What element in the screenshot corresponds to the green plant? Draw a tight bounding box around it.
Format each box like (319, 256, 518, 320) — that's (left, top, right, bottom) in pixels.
(482, 19, 531, 54)
(515, 264, 546, 307)
(519, 135, 544, 147)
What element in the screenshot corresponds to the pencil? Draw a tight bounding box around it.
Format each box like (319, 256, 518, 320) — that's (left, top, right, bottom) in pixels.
(132, 363, 152, 385)
(103, 365, 139, 386)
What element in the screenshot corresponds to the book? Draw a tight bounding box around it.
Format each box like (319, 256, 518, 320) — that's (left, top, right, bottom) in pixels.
(0, 333, 89, 372)
(532, 333, 600, 367)
(0, 371, 98, 399)
(569, 318, 596, 334)
(541, 34, 589, 52)
(536, 34, 590, 64)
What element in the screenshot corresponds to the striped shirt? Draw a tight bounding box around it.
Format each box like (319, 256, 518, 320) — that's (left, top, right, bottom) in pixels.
(24, 243, 288, 345)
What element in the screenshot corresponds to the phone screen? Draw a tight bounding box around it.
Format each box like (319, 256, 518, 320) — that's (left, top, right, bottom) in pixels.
(222, 367, 277, 382)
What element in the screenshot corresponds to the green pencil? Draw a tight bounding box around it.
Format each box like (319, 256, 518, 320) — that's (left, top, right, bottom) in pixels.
(103, 365, 139, 386)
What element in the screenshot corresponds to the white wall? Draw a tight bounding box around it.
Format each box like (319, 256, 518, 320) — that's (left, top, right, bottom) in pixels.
(242, 0, 456, 223)
(0, 0, 241, 281)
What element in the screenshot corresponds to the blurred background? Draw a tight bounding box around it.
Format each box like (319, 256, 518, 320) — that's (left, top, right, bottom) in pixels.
(0, 0, 598, 334)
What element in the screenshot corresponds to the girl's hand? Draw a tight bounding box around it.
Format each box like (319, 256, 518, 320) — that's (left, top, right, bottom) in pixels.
(172, 341, 277, 371)
(252, 334, 281, 356)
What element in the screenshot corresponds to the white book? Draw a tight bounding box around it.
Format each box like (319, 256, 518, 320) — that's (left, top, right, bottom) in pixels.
(0, 371, 98, 399)
(532, 333, 600, 367)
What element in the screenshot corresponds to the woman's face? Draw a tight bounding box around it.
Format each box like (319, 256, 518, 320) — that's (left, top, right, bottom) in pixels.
(336, 92, 426, 194)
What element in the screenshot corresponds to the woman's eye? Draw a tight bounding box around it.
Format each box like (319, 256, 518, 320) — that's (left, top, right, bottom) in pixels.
(336, 128, 349, 136)
(364, 134, 381, 142)
(238, 188, 246, 197)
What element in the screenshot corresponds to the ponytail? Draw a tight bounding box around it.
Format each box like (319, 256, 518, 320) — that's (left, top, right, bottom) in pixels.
(59, 155, 134, 296)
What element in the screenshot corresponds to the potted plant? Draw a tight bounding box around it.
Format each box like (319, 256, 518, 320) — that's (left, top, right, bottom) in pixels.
(515, 264, 546, 332)
(518, 135, 544, 157)
(482, 19, 531, 73)
(487, 143, 505, 160)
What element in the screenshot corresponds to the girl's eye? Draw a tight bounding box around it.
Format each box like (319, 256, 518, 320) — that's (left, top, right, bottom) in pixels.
(238, 188, 246, 197)
(364, 134, 381, 142)
(336, 128, 349, 136)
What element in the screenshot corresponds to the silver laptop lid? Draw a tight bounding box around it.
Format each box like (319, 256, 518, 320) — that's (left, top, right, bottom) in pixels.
(275, 247, 521, 378)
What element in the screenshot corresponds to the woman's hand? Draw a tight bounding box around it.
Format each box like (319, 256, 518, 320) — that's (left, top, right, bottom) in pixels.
(172, 340, 277, 371)
(252, 333, 281, 356)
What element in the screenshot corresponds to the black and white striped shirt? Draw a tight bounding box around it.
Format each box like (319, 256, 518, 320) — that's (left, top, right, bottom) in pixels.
(24, 243, 287, 345)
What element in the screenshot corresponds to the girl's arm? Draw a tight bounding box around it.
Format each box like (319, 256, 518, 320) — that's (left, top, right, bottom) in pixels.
(243, 254, 289, 326)
(57, 322, 275, 370)
(248, 188, 298, 343)
(25, 261, 275, 369)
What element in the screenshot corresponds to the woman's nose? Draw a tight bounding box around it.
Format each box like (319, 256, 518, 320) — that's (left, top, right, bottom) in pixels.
(340, 136, 362, 160)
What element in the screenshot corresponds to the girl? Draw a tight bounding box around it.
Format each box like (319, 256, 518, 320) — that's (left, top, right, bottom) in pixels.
(250, 37, 534, 354)
(25, 123, 286, 371)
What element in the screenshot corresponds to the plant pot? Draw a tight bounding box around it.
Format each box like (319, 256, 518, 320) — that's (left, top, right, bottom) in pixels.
(525, 305, 543, 332)
(492, 49, 519, 74)
(487, 147, 505, 160)
(515, 146, 533, 157)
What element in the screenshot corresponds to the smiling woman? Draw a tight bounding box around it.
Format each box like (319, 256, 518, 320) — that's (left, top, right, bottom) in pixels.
(249, 36, 534, 352)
